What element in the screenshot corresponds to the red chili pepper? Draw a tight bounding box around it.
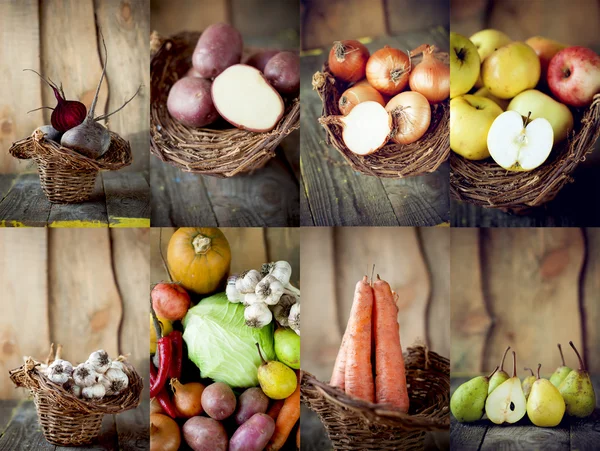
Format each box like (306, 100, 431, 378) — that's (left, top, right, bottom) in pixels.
(156, 387, 180, 418)
(169, 330, 183, 380)
(150, 360, 157, 385)
(150, 335, 172, 398)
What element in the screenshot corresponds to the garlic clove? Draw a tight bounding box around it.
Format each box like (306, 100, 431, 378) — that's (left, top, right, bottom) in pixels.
(236, 269, 262, 294)
(226, 275, 243, 303)
(244, 302, 273, 328)
(255, 274, 285, 306)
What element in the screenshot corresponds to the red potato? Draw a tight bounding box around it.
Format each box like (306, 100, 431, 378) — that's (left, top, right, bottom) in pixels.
(182, 416, 228, 451)
(229, 413, 275, 451)
(234, 387, 269, 425)
(264, 51, 300, 96)
(212, 64, 284, 132)
(201, 382, 236, 420)
(167, 77, 219, 128)
(245, 50, 280, 73)
(193, 23, 243, 78)
(151, 282, 191, 321)
(186, 67, 203, 78)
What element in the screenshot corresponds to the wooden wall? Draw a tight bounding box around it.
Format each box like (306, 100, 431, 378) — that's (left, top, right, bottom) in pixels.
(301, 227, 450, 382)
(0, 0, 149, 174)
(451, 228, 600, 376)
(0, 228, 149, 400)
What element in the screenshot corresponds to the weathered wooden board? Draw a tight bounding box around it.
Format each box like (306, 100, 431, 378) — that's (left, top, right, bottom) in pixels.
(0, 174, 52, 227)
(103, 172, 150, 228)
(47, 177, 108, 228)
(583, 229, 600, 374)
(150, 0, 228, 36)
(0, 401, 54, 451)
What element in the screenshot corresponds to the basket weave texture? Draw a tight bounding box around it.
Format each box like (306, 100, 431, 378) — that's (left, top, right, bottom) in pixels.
(9, 129, 132, 204)
(313, 60, 450, 179)
(301, 345, 449, 450)
(9, 357, 143, 446)
(451, 94, 600, 212)
(150, 31, 300, 177)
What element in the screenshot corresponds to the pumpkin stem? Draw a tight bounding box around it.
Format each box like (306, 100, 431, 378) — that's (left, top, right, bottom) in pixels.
(192, 235, 212, 254)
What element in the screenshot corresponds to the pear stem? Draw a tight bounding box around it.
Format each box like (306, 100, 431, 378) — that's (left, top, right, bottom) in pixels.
(524, 367, 534, 377)
(569, 341, 586, 371)
(557, 343, 567, 366)
(511, 351, 517, 378)
(486, 366, 499, 379)
(536, 363, 541, 380)
(499, 346, 511, 372)
(256, 343, 267, 365)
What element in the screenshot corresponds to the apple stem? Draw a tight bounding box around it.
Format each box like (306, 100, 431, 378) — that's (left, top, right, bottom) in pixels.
(511, 351, 517, 378)
(499, 346, 511, 372)
(536, 363, 541, 380)
(524, 367, 534, 377)
(557, 343, 566, 366)
(569, 341, 586, 371)
(524, 111, 532, 127)
(486, 366, 499, 379)
(256, 343, 267, 365)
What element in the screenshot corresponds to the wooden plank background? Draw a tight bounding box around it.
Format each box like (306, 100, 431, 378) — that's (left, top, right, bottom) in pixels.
(451, 228, 600, 376)
(0, 0, 149, 174)
(0, 228, 149, 400)
(301, 227, 450, 382)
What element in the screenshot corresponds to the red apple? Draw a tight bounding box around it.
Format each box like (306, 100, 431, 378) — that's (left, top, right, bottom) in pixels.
(151, 283, 191, 321)
(547, 46, 600, 107)
(525, 36, 567, 82)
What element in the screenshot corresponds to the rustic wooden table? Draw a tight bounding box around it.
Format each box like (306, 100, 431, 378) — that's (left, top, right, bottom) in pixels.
(0, 172, 150, 227)
(299, 28, 450, 227)
(0, 399, 149, 450)
(450, 376, 600, 450)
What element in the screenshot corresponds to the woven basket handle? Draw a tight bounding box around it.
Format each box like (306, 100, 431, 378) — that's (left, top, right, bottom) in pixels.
(9, 136, 35, 160)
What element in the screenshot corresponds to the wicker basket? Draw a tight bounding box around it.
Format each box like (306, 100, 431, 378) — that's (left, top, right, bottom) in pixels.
(150, 31, 300, 178)
(451, 94, 600, 212)
(313, 60, 450, 179)
(9, 129, 132, 204)
(301, 345, 449, 450)
(9, 356, 143, 446)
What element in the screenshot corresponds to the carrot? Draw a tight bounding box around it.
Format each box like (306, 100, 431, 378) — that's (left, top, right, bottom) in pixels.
(330, 330, 348, 389)
(267, 399, 285, 421)
(266, 382, 300, 451)
(373, 275, 409, 412)
(344, 275, 374, 403)
(296, 424, 300, 449)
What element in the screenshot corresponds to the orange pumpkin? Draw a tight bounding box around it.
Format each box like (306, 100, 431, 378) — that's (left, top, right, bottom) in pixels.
(167, 228, 231, 295)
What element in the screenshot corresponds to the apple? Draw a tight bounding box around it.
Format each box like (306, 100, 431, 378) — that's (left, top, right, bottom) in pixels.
(474, 86, 510, 110)
(470, 29, 513, 62)
(508, 89, 573, 143)
(450, 94, 503, 160)
(450, 32, 480, 98)
(547, 46, 600, 107)
(487, 110, 554, 171)
(525, 36, 567, 82)
(482, 42, 541, 99)
(151, 282, 191, 321)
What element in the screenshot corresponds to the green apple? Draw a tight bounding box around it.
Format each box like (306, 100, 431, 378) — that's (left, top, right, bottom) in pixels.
(482, 42, 541, 99)
(450, 95, 503, 160)
(274, 328, 300, 369)
(474, 87, 509, 110)
(450, 32, 480, 98)
(508, 89, 573, 143)
(470, 29, 512, 88)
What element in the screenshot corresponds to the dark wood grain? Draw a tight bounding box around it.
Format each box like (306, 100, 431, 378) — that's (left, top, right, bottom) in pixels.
(569, 378, 600, 451)
(47, 177, 108, 228)
(115, 397, 149, 451)
(0, 174, 51, 227)
(0, 401, 54, 451)
(103, 172, 151, 227)
(300, 30, 450, 226)
(0, 400, 18, 435)
(0, 174, 17, 204)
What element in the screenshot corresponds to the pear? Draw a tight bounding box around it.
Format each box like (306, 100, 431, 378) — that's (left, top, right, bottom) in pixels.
(485, 351, 527, 424)
(255, 344, 297, 400)
(450, 366, 498, 422)
(558, 341, 596, 418)
(549, 343, 572, 388)
(522, 367, 536, 400)
(488, 346, 511, 394)
(527, 363, 566, 427)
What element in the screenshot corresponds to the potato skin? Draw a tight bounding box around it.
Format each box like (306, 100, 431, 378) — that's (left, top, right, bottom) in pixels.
(229, 413, 275, 451)
(182, 417, 228, 451)
(193, 23, 243, 78)
(167, 77, 219, 128)
(264, 51, 300, 95)
(245, 50, 279, 73)
(201, 382, 237, 421)
(234, 387, 269, 425)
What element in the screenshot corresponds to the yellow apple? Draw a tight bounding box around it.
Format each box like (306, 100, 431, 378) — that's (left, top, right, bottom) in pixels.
(473, 87, 510, 110)
(482, 42, 541, 99)
(450, 95, 504, 160)
(525, 36, 568, 80)
(508, 89, 573, 143)
(470, 30, 512, 89)
(450, 32, 480, 98)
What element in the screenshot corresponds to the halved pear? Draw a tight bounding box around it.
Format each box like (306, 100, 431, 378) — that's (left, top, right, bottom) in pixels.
(487, 110, 553, 171)
(485, 351, 527, 424)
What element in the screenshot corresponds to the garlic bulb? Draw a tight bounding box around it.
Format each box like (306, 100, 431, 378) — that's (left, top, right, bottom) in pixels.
(47, 359, 73, 384)
(244, 303, 273, 328)
(102, 368, 129, 395)
(88, 350, 111, 374)
(65, 381, 82, 398)
(261, 261, 292, 286)
(73, 362, 98, 387)
(255, 275, 284, 306)
(236, 270, 262, 294)
(226, 275, 243, 303)
(243, 292, 261, 306)
(288, 302, 300, 336)
(109, 360, 126, 372)
(82, 383, 106, 399)
(271, 294, 295, 327)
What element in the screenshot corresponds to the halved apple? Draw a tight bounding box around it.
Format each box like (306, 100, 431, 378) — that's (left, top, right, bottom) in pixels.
(487, 110, 553, 171)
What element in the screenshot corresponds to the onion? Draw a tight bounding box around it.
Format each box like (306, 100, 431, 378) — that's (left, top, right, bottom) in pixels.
(409, 44, 449, 104)
(338, 82, 385, 115)
(150, 413, 180, 451)
(328, 40, 370, 83)
(171, 379, 205, 418)
(385, 91, 431, 144)
(150, 397, 165, 415)
(366, 46, 411, 96)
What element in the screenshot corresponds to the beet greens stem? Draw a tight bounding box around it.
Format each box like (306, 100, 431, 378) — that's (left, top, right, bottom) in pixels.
(88, 28, 108, 120)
